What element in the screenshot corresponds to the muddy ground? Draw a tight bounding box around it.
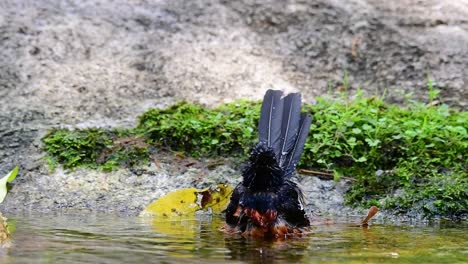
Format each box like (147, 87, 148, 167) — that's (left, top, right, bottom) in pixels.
(0, 0, 467, 217)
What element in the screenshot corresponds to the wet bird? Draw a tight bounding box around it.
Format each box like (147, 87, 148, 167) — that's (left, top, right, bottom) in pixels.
(223, 89, 312, 238)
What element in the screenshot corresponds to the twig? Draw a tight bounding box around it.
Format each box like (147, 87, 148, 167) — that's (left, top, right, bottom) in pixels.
(298, 169, 358, 182)
(298, 169, 333, 176)
(361, 206, 379, 226)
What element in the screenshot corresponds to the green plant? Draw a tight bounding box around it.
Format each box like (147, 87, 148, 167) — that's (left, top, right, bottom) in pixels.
(427, 74, 441, 105)
(42, 129, 149, 170)
(0, 166, 19, 203)
(137, 100, 260, 156)
(301, 92, 466, 217)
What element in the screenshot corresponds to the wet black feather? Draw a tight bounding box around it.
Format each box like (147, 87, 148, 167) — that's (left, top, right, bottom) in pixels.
(278, 93, 301, 168)
(285, 113, 312, 177)
(257, 90, 284, 156)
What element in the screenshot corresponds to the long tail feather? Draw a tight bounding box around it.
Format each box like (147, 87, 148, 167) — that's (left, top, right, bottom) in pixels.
(257, 90, 284, 155)
(285, 113, 312, 176)
(278, 93, 301, 167)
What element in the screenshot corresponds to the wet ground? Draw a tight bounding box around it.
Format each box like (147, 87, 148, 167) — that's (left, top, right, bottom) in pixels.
(1, 212, 467, 263)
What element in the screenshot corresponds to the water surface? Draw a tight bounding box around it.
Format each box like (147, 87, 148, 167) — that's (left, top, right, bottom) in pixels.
(1, 212, 466, 263)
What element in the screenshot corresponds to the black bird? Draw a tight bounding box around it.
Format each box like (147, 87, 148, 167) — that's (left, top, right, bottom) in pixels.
(223, 89, 312, 238)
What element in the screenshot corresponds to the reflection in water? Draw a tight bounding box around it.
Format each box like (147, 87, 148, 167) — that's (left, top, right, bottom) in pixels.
(147, 215, 311, 262)
(223, 235, 310, 263)
(0, 212, 466, 263)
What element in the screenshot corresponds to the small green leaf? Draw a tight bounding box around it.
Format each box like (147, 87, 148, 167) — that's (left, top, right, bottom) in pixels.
(313, 134, 323, 140)
(347, 137, 357, 147)
(405, 130, 417, 138)
(352, 128, 362, 134)
(356, 156, 367, 162)
(333, 170, 341, 181)
(362, 124, 372, 131)
(6, 166, 19, 183)
(0, 166, 19, 203)
(365, 138, 381, 147)
(345, 121, 354, 127)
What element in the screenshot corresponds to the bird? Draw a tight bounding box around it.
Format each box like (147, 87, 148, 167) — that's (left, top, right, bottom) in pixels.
(223, 89, 312, 238)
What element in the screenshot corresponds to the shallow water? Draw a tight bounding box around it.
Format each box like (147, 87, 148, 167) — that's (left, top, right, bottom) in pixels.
(1, 212, 466, 264)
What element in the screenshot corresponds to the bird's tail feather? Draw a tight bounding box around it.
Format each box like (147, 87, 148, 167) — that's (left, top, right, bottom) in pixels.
(258, 90, 284, 156)
(278, 93, 301, 167)
(284, 113, 312, 176)
(257, 90, 312, 176)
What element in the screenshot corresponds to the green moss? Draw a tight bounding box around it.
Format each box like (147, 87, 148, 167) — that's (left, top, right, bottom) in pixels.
(43, 128, 112, 169)
(299, 93, 467, 218)
(42, 128, 149, 170)
(137, 100, 260, 156)
(42, 93, 467, 218)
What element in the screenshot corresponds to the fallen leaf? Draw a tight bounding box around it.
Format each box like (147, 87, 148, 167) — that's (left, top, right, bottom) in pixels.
(0, 166, 19, 203)
(140, 184, 233, 217)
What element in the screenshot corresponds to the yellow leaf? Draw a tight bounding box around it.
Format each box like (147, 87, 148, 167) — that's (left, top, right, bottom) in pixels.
(140, 184, 233, 218)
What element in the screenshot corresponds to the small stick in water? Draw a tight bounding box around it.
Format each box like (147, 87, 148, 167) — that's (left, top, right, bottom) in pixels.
(360, 206, 379, 226)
